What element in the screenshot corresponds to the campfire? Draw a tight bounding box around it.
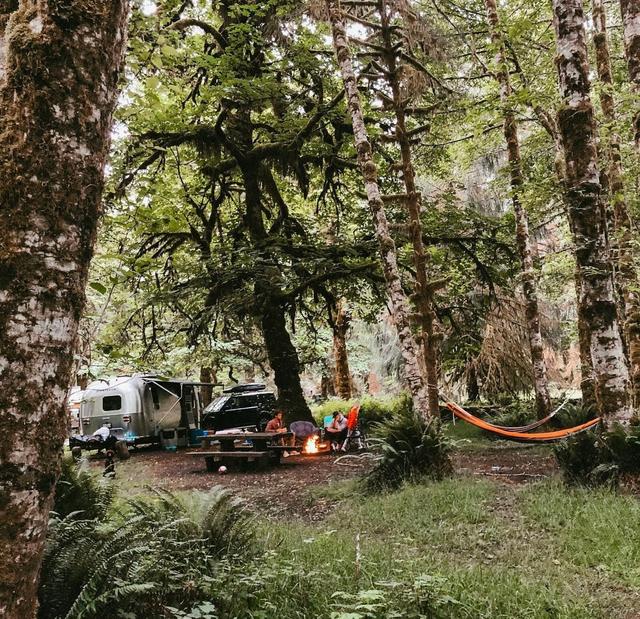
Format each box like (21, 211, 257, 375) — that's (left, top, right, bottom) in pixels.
(303, 435, 328, 455)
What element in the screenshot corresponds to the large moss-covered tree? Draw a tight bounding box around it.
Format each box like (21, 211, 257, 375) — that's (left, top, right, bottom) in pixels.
(114, 0, 380, 422)
(552, 0, 632, 423)
(0, 1, 128, 616)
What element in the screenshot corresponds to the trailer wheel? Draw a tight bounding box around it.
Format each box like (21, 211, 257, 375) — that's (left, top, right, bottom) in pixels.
(71, 446, 82, 461)
(115, 440, 130, 460)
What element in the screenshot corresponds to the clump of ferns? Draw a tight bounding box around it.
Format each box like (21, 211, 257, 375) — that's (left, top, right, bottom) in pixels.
(363, 404, 453, 493)
(39, 487, 255, 619)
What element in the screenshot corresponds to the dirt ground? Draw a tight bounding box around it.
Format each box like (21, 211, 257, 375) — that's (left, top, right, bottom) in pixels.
(85, 441, 560, 521)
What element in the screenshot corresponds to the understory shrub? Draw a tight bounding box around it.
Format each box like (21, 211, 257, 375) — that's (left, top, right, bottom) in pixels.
(554, 423, 640, 487)
(364, 402, 452, 493)
(53, 456, 115, 520)
(312, 394, 410, 429)
(39, 487, 254, 619)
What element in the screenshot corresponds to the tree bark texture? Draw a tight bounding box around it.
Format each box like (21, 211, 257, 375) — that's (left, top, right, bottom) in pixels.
(485, 0, 552, 418)
(620, 0, 640, 149)
(332, 300, 353, 400)
(199, 366, 214, 408)
(526, 80, 597, 404)
(259, 292, 315, 423)
(0, 2, 128, 616)
(552, 0, 632, 423)
(593, 0, 640, 408)
(327, 1, 434, 419)
(574, 264, 598, 405)
(378, 0, 440, 418)
(241, 161, 314, 424)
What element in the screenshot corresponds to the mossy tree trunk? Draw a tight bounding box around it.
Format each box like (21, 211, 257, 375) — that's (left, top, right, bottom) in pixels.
(620, 0, 640, 150)
(592, 0, 640, 408)
(552, 0, 632, 423)
(377, 0, 440, 418)
(519, 71, 597, 405)
(332, 300, 353, 400)
(326, 1, 433, 419)
(242, 164, 314, 424)
(485, 0, 552, 418)
(0, 1, 128, 616)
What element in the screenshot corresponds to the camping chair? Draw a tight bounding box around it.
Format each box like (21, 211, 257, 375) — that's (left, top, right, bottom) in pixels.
(344, 405, 367, 451)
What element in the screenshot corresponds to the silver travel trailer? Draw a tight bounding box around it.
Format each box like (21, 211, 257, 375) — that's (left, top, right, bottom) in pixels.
(77, 375, 206, 447)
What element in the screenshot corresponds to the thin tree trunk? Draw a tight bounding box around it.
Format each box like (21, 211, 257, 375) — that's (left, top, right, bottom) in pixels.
(199, 366, 214, 408)
(552, 0, 632, 423)
(0, 2, 128, 616)
(593, 0, 640, 407)
(485, 0, 552, 418)
(327, 1, 433, 419)
(378, 0, 440, 418)
(574, 265, 597, 405)
(332, 301, 353, 400)
(620, 0, 640, 150)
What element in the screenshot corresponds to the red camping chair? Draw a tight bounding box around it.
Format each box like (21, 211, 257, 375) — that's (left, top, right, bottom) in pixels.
(344, 405, 367, 451)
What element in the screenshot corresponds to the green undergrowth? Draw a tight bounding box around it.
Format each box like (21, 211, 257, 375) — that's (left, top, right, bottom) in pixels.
(311, 394, 410, 428)
(45, 458, 640, 618)
(259, 479, 640, 618)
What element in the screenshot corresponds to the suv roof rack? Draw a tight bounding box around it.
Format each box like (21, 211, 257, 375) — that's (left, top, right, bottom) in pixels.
(223, 383, 267, 394)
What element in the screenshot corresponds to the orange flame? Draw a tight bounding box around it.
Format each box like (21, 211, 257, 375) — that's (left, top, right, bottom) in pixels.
(304, 435, 319, 454)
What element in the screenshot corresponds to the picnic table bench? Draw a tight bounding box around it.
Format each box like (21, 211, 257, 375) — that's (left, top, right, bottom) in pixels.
(187, 431, 293, 472)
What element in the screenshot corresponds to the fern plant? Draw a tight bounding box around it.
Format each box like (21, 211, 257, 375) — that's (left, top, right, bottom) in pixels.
(53, 457, 115, 521)
(39, 487, 254, 619)
(554, 423, 640, 487)
(363, 404, 452, 493)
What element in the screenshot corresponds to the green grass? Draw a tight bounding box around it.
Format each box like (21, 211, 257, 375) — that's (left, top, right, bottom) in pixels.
(259, 478, 640, 618)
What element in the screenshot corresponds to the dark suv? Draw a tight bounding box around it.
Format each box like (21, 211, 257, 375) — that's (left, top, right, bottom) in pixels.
(201, 383, 277, 431)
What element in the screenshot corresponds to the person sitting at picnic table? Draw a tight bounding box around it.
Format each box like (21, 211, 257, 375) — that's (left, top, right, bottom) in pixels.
(265, 410, 287, 433)
(326, 411, 348, 452)
(265, 410, 296, 456)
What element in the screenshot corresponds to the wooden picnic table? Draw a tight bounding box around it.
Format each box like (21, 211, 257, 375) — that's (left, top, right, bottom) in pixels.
(189, 431, 294, 472)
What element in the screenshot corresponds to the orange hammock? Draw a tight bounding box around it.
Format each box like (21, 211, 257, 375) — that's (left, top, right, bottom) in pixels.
(446, 401, 601, 442)
(460, 399, 568, 432)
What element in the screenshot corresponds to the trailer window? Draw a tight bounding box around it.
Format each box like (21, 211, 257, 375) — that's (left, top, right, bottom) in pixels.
(102, 395, 122, 411)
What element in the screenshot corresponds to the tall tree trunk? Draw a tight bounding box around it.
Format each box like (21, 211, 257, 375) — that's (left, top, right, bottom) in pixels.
(620, 0, 640, 150)
(525, 90, 597, 405)
(332, 300, 353, 400)
(0, 2, 128, 616)
(485, 0, 552, 418)
(552, 0, 632, 423)
(378, 0, 440, 418)
(259, 292, 314, 423)
(593, 0, 640, 407)
(327, 1, 433, 419)
(241, 162, 313, 424)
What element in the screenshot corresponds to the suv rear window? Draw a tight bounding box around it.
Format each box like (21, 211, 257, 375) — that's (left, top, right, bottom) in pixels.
(103, 395, 122, 411)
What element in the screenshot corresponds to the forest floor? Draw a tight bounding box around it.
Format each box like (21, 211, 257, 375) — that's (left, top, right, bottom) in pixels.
(85, 430, 558, 521)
